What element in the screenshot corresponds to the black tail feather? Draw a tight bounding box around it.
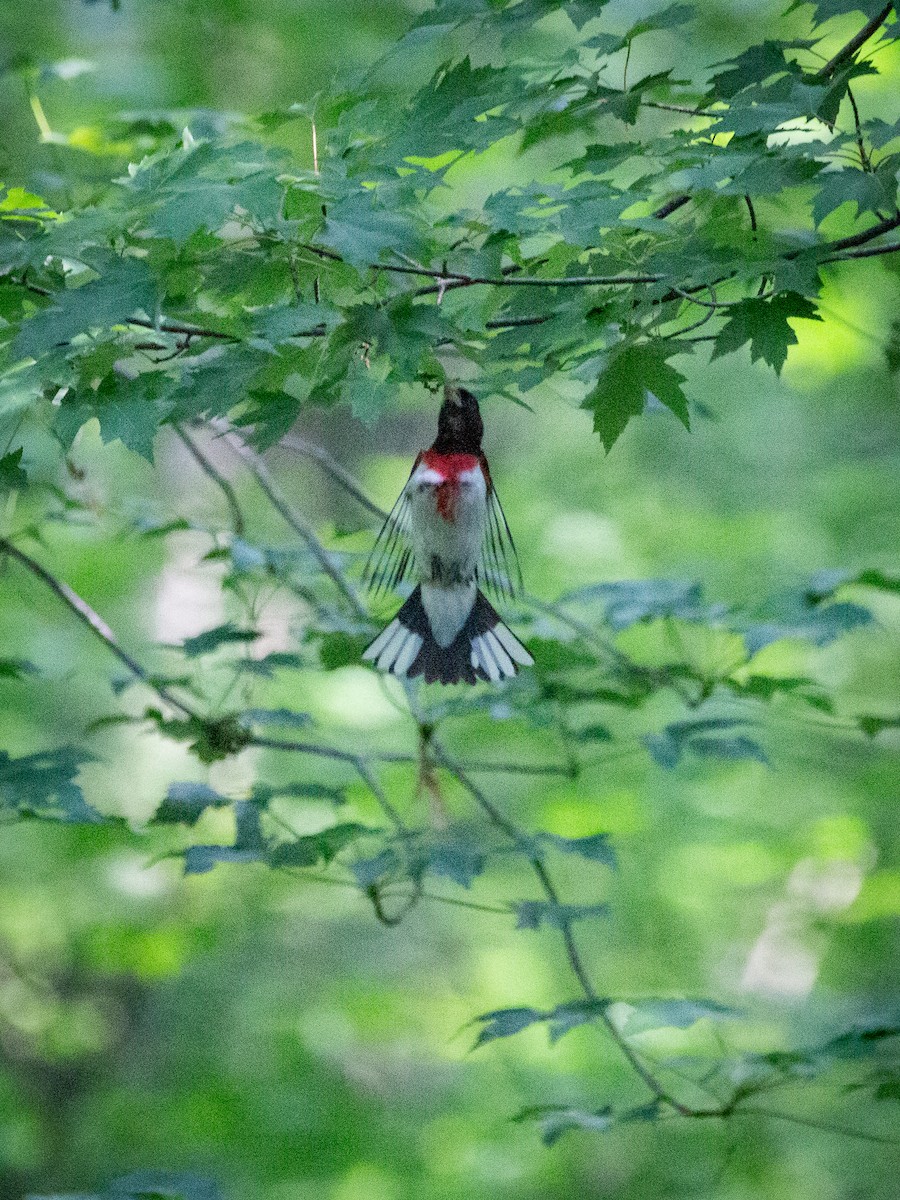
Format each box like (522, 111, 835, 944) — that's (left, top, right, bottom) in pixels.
(364, 585, 532, 686)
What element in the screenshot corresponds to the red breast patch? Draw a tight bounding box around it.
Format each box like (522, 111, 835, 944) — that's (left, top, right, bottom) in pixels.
(421, 450, 481, 479)
(420, 451, 482, 523)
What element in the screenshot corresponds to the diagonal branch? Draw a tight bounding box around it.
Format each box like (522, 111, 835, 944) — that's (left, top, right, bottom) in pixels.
(0, 536, 197, 718)
(279, 434, 389, 519)
(812, 3, 895, 80)
(174, 424, 246, 535)
(214, 423, 368, 619)
(428, 737, 690, 1113)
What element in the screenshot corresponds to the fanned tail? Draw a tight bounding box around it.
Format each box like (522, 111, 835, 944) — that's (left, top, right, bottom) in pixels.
(362, 585, 533, 686)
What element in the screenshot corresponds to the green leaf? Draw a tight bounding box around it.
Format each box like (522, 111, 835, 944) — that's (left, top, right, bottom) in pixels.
(623, 998, 740, 1033)
(268, 823, 370, 868)
(106, 1170, 225, 1200)
(318, 631, 370, 669)
(644, 717, 765, 769)
(152, 782, 229, 826)
(786, 0, 895, 20)
(319, 192, 422, 270)
(398, 58, 515, 156)
(621, 2, 693, 43)
(539, 832, 617, 869)
(713, 292, 820, 374)
(184, 800, 265, 874)
(13, 257, 157, 361)
(708, 41, 798, 99)
(0, 657, 38, 679)
(473, 1006, 545, 1047)
(342, 355, 392, 425)
(252, 781, 348, 806)
(239, 708, 313, 730)
(514, 1105, 614, 1145)
(145, 710, 253, 764)
(0, 747, 103, 823)
(181, 623, 261, 657)
(581, 343, 690, 450)
(564, 579, 711, 628)
(546, 999, 609, 1043)
(0, 446, 27, 489)
(812, 163, 899, 226)
(858, 713, 900, 737)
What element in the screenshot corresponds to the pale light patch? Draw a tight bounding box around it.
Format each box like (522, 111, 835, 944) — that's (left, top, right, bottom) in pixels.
(741, 857, 864, 1000)
(784, 269, 897, 390)
(107, 852, 175, 899)
(543, 511, 624, 569)
(153, 532, 224, 643)
(312, 667, 401, 729)
(209, 745, 260, 799)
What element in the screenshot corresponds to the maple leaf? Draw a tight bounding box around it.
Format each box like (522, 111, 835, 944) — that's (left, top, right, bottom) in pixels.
(713, 292, 820, 373)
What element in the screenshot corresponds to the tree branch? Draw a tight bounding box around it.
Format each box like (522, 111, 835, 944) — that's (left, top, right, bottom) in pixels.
(0, 536, 196, 718)
(278, 434, 389, 520)
(174, 424, 246, 535)
(214, 424, 368, 619)
(812, 4, 895, 81)
(826, 238, 900, 261)
(427, 737, 689, 1113)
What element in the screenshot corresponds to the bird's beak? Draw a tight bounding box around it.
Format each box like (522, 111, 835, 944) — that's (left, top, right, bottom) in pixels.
(444, 384, 463, 408)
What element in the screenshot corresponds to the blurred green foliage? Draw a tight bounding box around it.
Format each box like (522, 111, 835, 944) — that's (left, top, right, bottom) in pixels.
(1, 1, 900, 1198)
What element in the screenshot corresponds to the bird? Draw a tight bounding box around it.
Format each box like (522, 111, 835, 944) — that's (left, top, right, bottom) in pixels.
(362, 385, 534, 685)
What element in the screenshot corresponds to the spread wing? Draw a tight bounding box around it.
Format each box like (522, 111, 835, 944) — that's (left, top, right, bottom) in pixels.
(362, 457, 419, 598)
(479, 461, 523, 603)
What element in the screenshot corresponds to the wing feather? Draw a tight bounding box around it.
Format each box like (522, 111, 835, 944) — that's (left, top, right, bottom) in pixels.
(478, 463, 523, 602)
(363, 458, 419, 597)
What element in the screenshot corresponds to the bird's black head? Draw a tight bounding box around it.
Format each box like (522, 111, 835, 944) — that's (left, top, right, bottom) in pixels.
(432, 385, 484, 454)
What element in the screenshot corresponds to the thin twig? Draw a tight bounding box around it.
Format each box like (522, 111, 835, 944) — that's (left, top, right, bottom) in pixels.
(0, 536, 196, 717)
(215, 425, 368, 619)
(279, 435, 389, 519)
(428, 738, 687, 1112)
(826, 239, 900, 261)
(736, 1105, 899, 1146)
(174, 424, 246, 535)
(812, 4, 894, 81)
(653, 194, 691, 220)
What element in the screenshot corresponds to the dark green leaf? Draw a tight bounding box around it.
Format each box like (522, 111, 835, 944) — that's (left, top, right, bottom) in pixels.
(0, 656, 37, 679)
(581, 343, 690, 450)
(153, 782, 229, 826)
(540, 832, 617, 868)
(239, 708, 313, 729)
(713, 292, 820, 374)
(546, 999, 609, 1043)
(0, 747, 103, 823)
(473, 1006, 545, 1047)
(0, 446, 27, 489)
(623, 998, 740, 1033)
(268, 823, 369, 868)
(514, 1104, 614, 1145)
(13, 257, 157, 360)
(181, 623, 261, 657)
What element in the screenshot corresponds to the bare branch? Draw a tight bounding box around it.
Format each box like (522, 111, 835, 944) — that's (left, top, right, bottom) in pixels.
(812, 4, 895, 81)
(826, 239, 900, 261)
(278, 435, 390, 520)
(174, 424, 246, 535)
(215, 424, 368, 619)
(0, 536, 196, 718)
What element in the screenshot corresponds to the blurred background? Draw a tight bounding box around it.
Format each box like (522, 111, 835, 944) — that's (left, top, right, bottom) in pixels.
(1, 1, 899, 1198)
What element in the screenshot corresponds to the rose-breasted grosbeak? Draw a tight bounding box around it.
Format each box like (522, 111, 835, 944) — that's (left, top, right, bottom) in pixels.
(362, 385, 534, 685)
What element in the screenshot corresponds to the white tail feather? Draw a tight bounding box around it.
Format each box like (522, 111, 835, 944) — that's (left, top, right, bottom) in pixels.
(493, 621, 534, 666)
